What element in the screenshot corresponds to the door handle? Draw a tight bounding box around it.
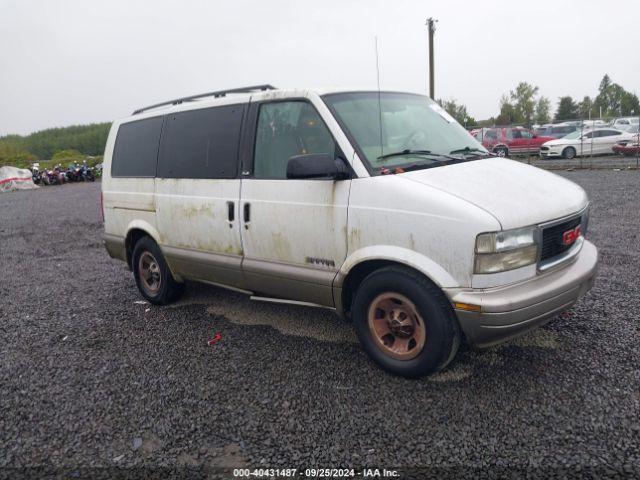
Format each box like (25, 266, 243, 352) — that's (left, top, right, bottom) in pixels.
(227, 201, 234, 227)
(243, 203, 251, 229)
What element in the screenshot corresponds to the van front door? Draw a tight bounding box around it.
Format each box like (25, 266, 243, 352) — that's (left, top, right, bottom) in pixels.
(155, 103, 246, 289)
(239, 100, 350, 306)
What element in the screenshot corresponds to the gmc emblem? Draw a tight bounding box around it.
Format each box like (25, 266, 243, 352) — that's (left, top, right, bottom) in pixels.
(562, 225, 582, 246)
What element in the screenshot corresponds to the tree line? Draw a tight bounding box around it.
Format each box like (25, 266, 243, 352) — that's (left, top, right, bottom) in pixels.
(439, 74, 640, 127)
(0, 122, 110, 165)
(1, 74, 637, 166)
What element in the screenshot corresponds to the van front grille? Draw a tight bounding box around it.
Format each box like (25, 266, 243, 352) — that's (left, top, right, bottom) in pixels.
(540, 217, 582, 262)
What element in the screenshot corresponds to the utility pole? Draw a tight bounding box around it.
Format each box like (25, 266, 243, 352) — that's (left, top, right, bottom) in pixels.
(426, 17, 437, 99)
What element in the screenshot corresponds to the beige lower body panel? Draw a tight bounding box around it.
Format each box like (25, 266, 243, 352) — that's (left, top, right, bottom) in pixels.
(162, 245, 245, 290)
(103, 233, 126, 262)
(242, 258, 337, 307)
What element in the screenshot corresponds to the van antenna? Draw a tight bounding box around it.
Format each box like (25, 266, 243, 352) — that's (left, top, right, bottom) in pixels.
(375, 36, 384, 159)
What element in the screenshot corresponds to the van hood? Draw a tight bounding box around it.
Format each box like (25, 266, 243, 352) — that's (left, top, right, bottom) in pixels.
(400, 158, 588, 229)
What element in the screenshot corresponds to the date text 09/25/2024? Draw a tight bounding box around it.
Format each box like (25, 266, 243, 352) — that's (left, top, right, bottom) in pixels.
(233, 468, 400, 478)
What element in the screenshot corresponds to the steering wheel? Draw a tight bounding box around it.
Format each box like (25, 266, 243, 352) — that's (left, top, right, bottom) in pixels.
(404, 130, 427, 148)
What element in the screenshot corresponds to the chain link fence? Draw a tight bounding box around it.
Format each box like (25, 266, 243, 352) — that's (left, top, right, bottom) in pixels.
(465, 116, 640, 169)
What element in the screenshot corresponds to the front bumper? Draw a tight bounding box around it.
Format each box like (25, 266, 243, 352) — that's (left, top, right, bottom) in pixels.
(447, 240, 598, 348)
(539, 149, 562, 158)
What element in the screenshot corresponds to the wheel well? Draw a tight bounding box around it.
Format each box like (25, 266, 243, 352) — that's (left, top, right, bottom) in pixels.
(340, 260, 441, 317)
(125, 228, 150, 269)
(493, 144, 508, 151)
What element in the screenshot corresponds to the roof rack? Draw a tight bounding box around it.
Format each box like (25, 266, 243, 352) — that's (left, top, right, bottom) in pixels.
(132, 84, 277, 115)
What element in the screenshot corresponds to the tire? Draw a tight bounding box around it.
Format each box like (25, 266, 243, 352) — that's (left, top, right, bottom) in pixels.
(352, 266, 461, 378)
(493, 146, 508, 157)
(562, 147, 576, 159)
(132, 236, 184, 305)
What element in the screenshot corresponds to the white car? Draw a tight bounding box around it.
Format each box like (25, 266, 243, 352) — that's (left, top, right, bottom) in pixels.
(102, 85, 598, 377)
(612, 117, 639, 131)
(539, 128, 635, 159)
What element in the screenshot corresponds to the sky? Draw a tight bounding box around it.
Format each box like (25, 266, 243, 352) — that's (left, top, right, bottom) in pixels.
(1, 0, 639, 136)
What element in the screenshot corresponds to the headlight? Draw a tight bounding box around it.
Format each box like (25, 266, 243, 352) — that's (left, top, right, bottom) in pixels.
(474, 226, 538, 274)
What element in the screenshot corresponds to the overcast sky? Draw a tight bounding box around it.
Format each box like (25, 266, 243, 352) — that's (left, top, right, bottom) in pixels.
(1, 0, 639, 135)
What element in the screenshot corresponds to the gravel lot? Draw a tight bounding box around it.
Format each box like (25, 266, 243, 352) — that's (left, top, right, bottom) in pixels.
(1, 172, 639, 479)
(520, 154, 640, 170)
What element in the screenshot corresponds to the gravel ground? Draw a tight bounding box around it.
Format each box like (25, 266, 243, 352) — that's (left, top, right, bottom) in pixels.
(1, 173, 639, 479)
(518, 154, 640, 170)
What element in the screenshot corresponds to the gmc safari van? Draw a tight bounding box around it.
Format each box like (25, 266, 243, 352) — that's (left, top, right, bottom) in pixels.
(102, 85, 598, 377)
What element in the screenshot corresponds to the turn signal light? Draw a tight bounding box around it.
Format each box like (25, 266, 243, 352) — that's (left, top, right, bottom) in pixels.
(453, 302, 482, 312)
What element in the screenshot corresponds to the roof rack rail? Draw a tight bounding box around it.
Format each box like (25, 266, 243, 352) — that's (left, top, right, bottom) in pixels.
(132, 84, 277, 115)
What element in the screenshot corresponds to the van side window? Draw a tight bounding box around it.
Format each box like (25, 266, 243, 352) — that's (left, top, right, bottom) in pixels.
(111, 117, 163, 177)
(253, 101, 335, 179)
(158, 104, 244, 179)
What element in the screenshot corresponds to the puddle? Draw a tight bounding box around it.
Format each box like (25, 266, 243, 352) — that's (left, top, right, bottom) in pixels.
(174, 282, 357, 343)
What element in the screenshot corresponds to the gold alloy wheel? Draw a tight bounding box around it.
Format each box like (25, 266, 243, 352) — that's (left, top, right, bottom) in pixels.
(367, 293, 426, 360)
(138, 251, 162, 295)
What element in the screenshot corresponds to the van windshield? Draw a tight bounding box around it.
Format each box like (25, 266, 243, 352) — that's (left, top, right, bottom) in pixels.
(323, 92, 488, 174)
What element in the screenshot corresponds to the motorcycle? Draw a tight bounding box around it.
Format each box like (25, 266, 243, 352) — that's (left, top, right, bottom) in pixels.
(30, 163, 43, 185)
(53, 164, 66, 184)
(66, 163, 82, 182)
(42, 168, 54, 185)
(80, 161, 95, 182)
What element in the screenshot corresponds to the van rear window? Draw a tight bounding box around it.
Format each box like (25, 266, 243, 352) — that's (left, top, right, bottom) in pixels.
(157, 104, 244, 179)
(111, 117, 163, 177)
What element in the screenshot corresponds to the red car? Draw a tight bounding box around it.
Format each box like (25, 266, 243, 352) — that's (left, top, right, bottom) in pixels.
(471, 127, 555, 157)
(612, 142, 640, 156)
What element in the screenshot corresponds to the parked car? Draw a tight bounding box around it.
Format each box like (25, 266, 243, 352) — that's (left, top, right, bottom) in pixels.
(611, 117, 639, 131)
(102, 85, 597, 377)
(540, 128, 635, 159)
(570, 119, 606, 128)
(473, 127, 555, 156)
(612, 141, 640, 156)
(534, 123, 579, 139)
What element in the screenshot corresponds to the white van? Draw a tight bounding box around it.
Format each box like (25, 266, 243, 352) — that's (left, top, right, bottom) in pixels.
(102, 85, 598, 377)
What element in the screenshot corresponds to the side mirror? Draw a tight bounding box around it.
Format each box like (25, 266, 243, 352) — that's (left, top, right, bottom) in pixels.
(286, 153, 349, 180)
(532, 134, 538, 138)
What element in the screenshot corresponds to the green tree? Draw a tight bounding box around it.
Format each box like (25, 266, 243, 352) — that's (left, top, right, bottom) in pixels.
(437, 98, 476, 126)
(620, 91, 640, 116)
(593, 74, 640, 117)
(495, 95, 516, 125)
(578, 96, 593, 119)
(535, 96, 551, 124)
(52, 149, 84, 162)
(554, 96, 579, 122)
(0, 122, 110, 161)
(510, 82, 539, 125)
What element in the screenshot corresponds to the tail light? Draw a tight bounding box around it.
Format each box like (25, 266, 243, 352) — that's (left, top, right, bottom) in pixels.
(100, 191, 105, 223)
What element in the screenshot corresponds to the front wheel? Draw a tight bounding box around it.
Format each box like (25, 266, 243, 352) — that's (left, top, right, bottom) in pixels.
(562, 146, 577, 159)
(493, 146, 508, 157)
(352, 266, 460, 377)
(132, 237, 184, 305)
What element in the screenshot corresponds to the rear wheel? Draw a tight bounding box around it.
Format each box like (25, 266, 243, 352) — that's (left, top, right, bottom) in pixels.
(562, 146, 576, 159)
(352, 266, 460, 377)
(132, 236, 183, 305)
(494, 146, 508, 157)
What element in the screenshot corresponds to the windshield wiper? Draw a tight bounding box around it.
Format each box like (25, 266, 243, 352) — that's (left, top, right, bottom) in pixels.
(379, 157, 469, 175)
(449, 146, 493, 157)
(377, 149, 464, 163)
(377, 149, 434, 160)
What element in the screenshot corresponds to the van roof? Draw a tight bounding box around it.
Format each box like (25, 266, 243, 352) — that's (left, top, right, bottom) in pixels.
(122, 85, 427, 123)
